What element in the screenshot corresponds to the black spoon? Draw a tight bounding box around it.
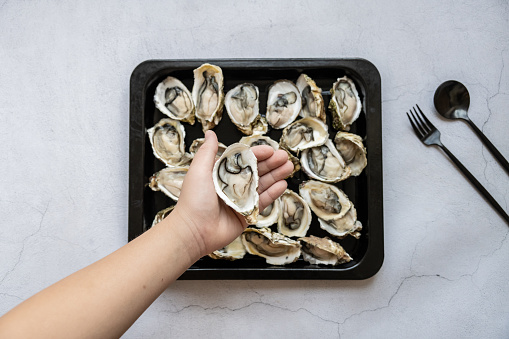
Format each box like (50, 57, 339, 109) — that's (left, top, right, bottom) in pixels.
(434, 80, 509, 175)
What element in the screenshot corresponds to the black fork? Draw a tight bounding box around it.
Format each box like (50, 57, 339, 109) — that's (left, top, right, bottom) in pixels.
(407, 105, 509, 225)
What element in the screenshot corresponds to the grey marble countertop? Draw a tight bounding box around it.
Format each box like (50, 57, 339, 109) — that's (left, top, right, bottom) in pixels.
(1, 1, 508, 338)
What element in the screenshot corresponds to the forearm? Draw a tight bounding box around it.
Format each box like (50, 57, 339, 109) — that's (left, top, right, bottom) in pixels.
(0, 212, 200, 339)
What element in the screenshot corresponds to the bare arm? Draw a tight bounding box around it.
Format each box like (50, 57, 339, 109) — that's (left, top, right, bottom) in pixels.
(0, 130, 293, 339)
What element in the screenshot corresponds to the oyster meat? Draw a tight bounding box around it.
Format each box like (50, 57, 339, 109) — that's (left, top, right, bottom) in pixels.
(213, 143, 259, 224)
(299, 180, 351, 220)
(239, 135, 279, 150)
(148, 166, 188, 201)
(209, 236, 246, 261)
(192, 63, 224, 132)
(147, 118, 191, 167)
(279, 117, 328, 152)
(329, 76, 362, 131)
(189, 137, 227, 161)
(241, 227, 301, 265)
(319, 206, 362, 239)
(277, 189, 312, 238)
(300, 139, 351, 183)
(153, 76, 195, 124)
(225, 83, 268, 135)
(296, 74, 326, 122)
(256, 197, 280, 228)
(266, 80, 302, 129)
(299, 235, 352, 266)
(334, 131, 367, 176)
(151, 206, 174, 228)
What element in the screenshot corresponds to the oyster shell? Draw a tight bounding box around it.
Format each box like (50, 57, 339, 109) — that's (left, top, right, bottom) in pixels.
(189, 137, 227, 161)
(209, 236, 246, 261)
(329, 76, 362, 131)
(299, 235, 352, 266)
(266, 80, 302, 129)
(279, 117, 329, 152)
(239, 135, 279, 150)
(334, 132, 367, 176)
(256, 197, 280, 228)
(147, 118, 192, 167)
(277, 189, 312, 238)
(225, 83, 268, 135)
(148, 167, 188, 201)
(241, 227, 301, 265)
(151, 206, 175, 228)
(296, 74, 326, 122)
(153, 76, 195, 124)
(192, 63, 224, 132)
(300, 139, 351, 183)
(318, 206, 362, 239)
(299, 180, 351, 220)
(212, 143, 259, 224)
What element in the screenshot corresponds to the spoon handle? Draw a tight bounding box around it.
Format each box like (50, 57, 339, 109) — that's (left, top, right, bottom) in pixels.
(440, 144, 509, 225)
(467, 119, 509, 175)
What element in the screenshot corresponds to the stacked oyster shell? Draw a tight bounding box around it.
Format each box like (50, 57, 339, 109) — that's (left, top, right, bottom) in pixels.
(147, 64, 368, 266)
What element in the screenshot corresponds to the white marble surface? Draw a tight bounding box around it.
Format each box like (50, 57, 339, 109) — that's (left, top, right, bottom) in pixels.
(1, 0, 508, 338)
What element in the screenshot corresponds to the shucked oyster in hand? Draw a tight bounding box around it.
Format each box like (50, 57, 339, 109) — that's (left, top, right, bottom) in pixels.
(147, 118, 192, 167)
(154, 76, 195, 124)
(266, 80, 302, 129)
(225, 83, 268, 135)
(192, 63, 224, 132)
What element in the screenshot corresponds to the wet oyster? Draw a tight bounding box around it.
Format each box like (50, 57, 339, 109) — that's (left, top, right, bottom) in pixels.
(241, 227, 301, 265)
(147, 118, 192, 167)
(192, 63, 224, 132)
(299, 235, 352, 266)
(266, 80, 302, 129)
(299, 180, 351, 220)
(154, 76, 195, 124)
(189, 138, 227, 161)
(334, 132, 367, 176)
(319, 206, 362, 239)
(277, 190, 312, 238)
(239, 135, 279, 150)
(300, 139, 351, 183)
(256, 197, 280, 228)
(279, 117, 328, 152)
(296, 74, 326, 122)
(209, 236, 246, 261)
(148, 167, 188, 201)
(213, 143, 259, 224)
(225, 83, 268, 135)
(329, 76, 362, 131)
(151, 206, 175, 228)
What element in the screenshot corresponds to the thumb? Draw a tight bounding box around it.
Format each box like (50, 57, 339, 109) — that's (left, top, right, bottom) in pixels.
(190, 130, 219, 172)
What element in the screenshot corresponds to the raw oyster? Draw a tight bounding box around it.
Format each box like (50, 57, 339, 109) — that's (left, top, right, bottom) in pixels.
(148, 167, 188, 201)
(241, 227, 301, 265)
(277, 189, 312, 238)
(153, 76, 195, 124)
(256, 197, 280, 228)
(319, 206, 362, 239)
(147, 118, 192, 167)
(189, 138, 227, 161)
(334, 131, 367, 176)
(296, 74, 326, 122)
(279, 117, 328, 152)
(300, 139, 351, 183)
(225, 83, 268, 135)
(329, 76, 362, 131)
(239, 135, 279, 150)
(151, 206, 174, 228)
(299, 235, 352, 266)
(266, 80, 302, 129)
(212, 143, 259, 224)
(299, 180, 351, 220)
(192, 63, 224, 132)
(209, 236, 246, 261)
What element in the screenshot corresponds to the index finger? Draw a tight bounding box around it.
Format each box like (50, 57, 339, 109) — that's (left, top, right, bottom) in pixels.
(250, 145, 274, 162)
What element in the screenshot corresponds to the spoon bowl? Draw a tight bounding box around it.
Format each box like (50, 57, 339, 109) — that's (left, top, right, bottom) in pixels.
(433, 80, 470, 121)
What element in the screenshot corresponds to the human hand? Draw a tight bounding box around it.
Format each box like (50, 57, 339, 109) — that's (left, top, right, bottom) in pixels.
(168, 130, 293, 259)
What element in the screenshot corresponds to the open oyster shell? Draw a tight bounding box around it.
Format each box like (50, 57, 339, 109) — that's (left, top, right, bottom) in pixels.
(148, 166, 188, 201)
(299, 235, 352, 266)
(299, 180, 351, 220)
(296, 74, 326, 122)
(318, 206, 362, 239)
(329, 76, 362, 131)
(239, 135, 279, 150)
(189, 137, 227, 161)
(334, 132, 367, 176)
(277, 189, 312, 238)
(241, 227, 301, 265)
(300, 139, 351, 183)
(225, 83, 268, 135)
(151, 206, 175, 228)
(279, 117, 329, 153)
(256, 197, 281, 228)
(154, 76, 195, 124)
(212, 143, 259, 224)
(192, 63, 224, 132)
(209, 236, 246, 261)
(266, 80, 302, 129)
(147, 118, 192, 167)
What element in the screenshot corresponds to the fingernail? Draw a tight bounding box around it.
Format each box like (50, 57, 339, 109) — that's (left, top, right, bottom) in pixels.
(204, 130, 213, 141)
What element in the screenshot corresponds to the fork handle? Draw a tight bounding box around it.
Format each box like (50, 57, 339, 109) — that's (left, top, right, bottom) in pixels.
(466, 119, 509, 176)
(440, 145, 509, 225)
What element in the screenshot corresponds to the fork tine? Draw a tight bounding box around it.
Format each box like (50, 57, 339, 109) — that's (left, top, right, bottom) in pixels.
(416, 104, 435, 129)
(412, 106, 430, 134)
(406, 112, 424, 138)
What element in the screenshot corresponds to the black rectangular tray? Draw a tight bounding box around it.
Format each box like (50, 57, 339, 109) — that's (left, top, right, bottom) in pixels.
(129, 59, 383, 279)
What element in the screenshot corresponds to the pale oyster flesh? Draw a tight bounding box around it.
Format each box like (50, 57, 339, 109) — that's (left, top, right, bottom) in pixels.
(147, 118, 191, 167)
(277, 189, 312, 238)
(334, 131, 367, 176)
(256, 197, 280, 228)
(299, 180, 351, 220)
(213, 143, 259, 224)
(239, 135, 279, 150)
(225, 83, 267, 135)
(148, 167, 188, 201)
(209, 236, 246, 261)
(329, 76, 362, 131)
(192, 63, 224, 132)
(241, 227, 301, 265)
(318, 206, 362, 239)
(296, 74, 326, 122)
(266, 80, 302, 129)
(154, 76, 195, 124)
(280, 117, 328, 152)
(301, 139, 351, 183)
(189, 137, 227, 161)
(299, 235, 352, 266)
